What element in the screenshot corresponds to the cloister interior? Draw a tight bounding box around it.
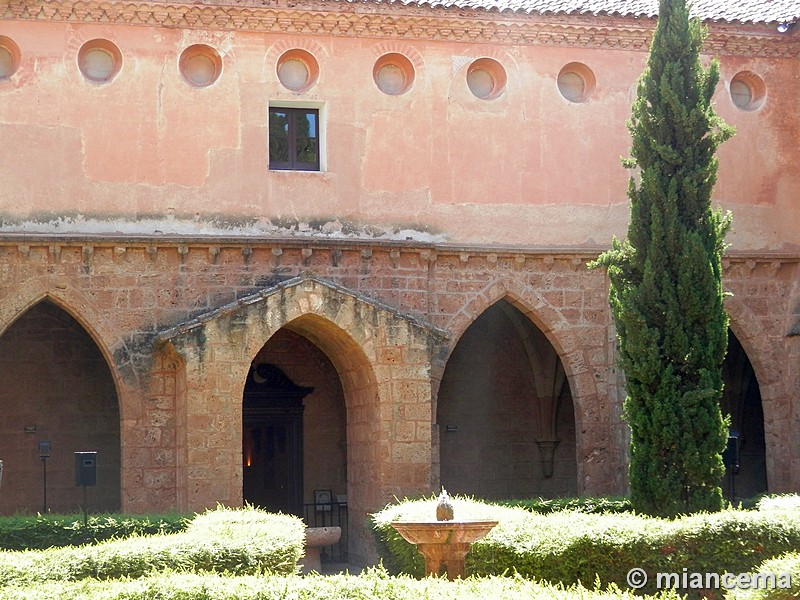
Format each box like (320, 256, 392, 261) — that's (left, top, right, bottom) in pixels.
(0, 298, 767, 525)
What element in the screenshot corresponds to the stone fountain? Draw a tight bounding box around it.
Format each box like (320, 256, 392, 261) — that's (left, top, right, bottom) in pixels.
(390, 489, 498, 580)
(299, 526, 341, 574)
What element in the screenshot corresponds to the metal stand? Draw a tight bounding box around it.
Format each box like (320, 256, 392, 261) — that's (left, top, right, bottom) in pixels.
(74, 451, 98, 527)
(38, 441, 51, 513)
(41, 458, 47, 513)
(82, 485, 88, 527)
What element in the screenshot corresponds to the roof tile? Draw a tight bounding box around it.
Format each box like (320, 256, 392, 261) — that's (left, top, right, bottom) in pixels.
(362, 0, 800, 24)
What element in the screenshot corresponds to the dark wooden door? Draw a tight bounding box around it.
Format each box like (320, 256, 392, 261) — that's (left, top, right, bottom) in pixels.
(242, 364, 312, 517)
(243, 418, 302, 513)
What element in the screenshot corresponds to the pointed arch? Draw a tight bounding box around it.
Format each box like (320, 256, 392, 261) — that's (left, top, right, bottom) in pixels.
(0, 286, 154, 515)
(0, 285, 136, 402)
(436, 281, 595, 406)
(725, 295, 786, 492)
(434, 275, 619, 496)
(160, 275, 444, 564)
(237, 312, 381, 550)
(721, 327, 767, 498)
(725, 296, 783, 398)
(0, 299, 121, 514)
(436, 298, 578, 499)
(245, 329, 347, 526)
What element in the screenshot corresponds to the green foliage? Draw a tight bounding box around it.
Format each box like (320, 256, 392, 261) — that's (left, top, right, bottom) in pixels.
(0, 513, 190, 551)
(589, 0, 734, 518)
(0, 506, 304, 585)
(725, 552, 800, 599)
(500, 497, 633, 515)
(755, 494, 800, 512)
(0, 566, 685, 600)
(372, 497, 800, 595)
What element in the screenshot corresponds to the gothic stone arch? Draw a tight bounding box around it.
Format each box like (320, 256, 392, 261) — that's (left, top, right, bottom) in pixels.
(432, 275, 621, 497)
(0, 286, 135, 399)
(725, 295, 791, 493)
(157, 275, 447, 564)
(0, 287, 139, 511)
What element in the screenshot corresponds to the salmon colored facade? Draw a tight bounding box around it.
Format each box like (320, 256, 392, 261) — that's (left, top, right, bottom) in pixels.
(0, 0, 798, 563)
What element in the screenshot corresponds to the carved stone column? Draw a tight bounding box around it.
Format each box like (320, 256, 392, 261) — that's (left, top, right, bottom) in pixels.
(536, 439, 560, 478)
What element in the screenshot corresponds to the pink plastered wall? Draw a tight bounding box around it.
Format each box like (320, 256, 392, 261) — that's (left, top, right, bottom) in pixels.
(0, 18, 797, 250)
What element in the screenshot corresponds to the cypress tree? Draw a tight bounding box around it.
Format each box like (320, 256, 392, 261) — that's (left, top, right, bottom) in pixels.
(591, 0, 734, 517)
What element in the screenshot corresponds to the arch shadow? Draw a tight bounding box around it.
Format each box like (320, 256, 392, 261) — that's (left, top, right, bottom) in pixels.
(436, 298, 578, 499)
(725, 297, 783, 492)
(0, 298, 122, 513)
(0, 287, 135, 403)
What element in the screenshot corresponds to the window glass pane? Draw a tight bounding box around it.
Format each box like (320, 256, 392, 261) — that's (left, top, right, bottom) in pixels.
(303, 112, 317, 138)
(269, 108, 319, 171)
(269, 137, 290, 163)
(295, 137, 318, 165)
(269, 110, 291, 165)
(269, 110, 289, 136)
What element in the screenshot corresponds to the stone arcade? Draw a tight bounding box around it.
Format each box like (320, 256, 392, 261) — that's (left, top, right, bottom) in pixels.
(0, 0, 798, 564)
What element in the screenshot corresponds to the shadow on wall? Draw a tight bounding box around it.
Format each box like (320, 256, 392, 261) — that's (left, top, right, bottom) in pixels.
(721, 329, 767, 500)
(437, 299, 577, 500)
(0, 301, 120, 515)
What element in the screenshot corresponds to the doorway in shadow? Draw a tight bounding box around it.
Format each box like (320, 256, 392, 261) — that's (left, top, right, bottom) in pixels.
(437, 299, 577, 499)
(721, 329, 767, 500)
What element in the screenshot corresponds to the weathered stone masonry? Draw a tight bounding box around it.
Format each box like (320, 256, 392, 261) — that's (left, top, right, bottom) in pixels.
(0, 238, 796, 557)
(1, 0, 798, 568)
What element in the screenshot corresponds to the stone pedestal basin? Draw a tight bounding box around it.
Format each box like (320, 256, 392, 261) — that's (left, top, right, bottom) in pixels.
(300, 526, 341, 574)
(391, 520, 498, 580)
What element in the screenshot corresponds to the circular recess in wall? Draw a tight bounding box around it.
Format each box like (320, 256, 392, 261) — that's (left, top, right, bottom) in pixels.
(0, 36, 21, 80)
(730, 71, 766, 111)
(277, 49, 319, 92)
(557, 62, 596, 103)
(373, 53, 415, 95)
(180, 44, 222, 87)
(466, 58, 506, 100)
(78, 39, 122, 83)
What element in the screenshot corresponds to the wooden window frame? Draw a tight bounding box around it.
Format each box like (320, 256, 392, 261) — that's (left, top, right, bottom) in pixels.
(269, 107, 320, 171)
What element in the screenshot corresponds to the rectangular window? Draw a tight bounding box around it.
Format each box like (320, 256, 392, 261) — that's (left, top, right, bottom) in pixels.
(269, 107, 320, 171)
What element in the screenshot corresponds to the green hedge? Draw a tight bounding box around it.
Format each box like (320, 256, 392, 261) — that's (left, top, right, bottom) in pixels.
(371, 496, 800, 595)
(0, 567, 684, 600)
(0, 506, 304, 585)
(0, 513, 189, 551)
(755, 494, 800, 512)
(500, 496, 633, 514)
(499, 495, 777, 516)
(725, 552, 800, 599)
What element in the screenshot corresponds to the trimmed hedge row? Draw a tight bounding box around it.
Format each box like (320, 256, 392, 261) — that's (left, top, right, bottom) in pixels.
(500, 494, 777, 516)
(0, 513, 189, 551)
(499, 496, 633, 515)
(756, 494, 800, 512)
(0, 506, 304, 585)
(726, 552, 800, 599)
(371, 496, 800, 595)
(0, 567, 685, 600)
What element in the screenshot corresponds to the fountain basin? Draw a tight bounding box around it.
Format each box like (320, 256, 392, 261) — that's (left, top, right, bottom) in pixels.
(300, 526, 341, 574)
(391, 520, 498, 579)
